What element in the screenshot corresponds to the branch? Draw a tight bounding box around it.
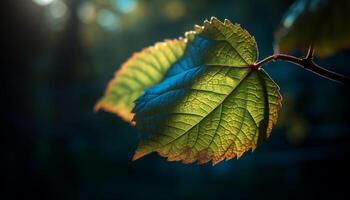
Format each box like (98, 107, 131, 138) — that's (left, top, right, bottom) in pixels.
(253, 46, 350, 85)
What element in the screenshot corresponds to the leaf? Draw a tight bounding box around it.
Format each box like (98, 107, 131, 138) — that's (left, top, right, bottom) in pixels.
(132, 17, 282, 165)
(94, 38, 187, 122)
(275, 0, 350, 57)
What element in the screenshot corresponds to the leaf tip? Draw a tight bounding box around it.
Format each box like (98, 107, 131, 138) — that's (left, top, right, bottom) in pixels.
(94, 100, 135, 123)
(132, 150, 145, 161)
(93, 101, 102, 113)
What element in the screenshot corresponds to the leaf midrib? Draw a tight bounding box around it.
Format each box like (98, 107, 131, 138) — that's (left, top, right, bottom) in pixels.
(156, 67, 255, 149)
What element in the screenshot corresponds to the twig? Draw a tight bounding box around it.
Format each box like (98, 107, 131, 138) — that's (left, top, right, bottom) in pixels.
(252, 46, 350, 84)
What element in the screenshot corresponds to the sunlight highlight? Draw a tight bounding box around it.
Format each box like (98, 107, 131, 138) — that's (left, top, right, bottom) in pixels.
(97, 9, 120, 31)
(33, 0, 55, 6)
(48, 0, 68, 19)
(114, 0, 137, 13)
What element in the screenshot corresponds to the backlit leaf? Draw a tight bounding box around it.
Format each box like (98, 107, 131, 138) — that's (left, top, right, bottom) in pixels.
(132, 18, 282, 165)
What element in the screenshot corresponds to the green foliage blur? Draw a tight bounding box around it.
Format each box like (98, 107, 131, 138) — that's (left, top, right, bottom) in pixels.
(3, 0, 350, 199)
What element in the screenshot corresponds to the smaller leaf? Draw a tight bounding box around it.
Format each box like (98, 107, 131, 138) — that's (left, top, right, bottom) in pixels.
(95, 38, 187, 122)
(275, 0, 350, 57)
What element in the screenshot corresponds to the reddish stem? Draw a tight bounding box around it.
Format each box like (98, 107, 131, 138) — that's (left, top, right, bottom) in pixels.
(253, 47, 350, 85)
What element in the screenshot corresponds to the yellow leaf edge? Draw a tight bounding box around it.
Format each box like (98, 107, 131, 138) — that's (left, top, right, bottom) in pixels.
(94, 38, 188, 123)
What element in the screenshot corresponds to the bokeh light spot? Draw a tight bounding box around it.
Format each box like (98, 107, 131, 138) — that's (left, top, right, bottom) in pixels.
(283, 0, 306, 28)
(78, 1, 97, 24)
(33, 0, 55, 6)
(163, 0, 186, 20)
(114, 0, 137, 13)
(44, 0, 69, 31)
(48, 0, 68, 19)
(97, 9, 120, 31)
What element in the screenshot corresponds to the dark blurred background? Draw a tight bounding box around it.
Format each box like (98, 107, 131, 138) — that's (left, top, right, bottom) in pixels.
(3, 0, 350, 199)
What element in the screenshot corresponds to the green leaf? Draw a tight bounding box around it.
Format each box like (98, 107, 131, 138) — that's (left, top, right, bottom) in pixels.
(94, 38, 187, 122)
(132, 18, 282, 165)
(275, 0, 350, 57)
(196, 18, 258, 67)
